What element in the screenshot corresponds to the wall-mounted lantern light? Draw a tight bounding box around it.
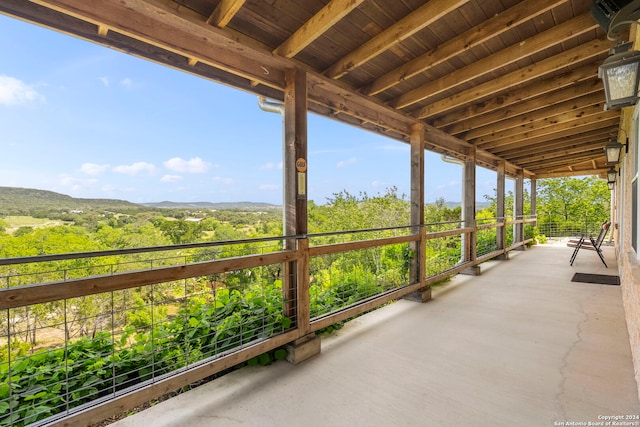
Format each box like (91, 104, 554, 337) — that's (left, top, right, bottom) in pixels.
(604, 136, 628, 164)
(607, 167, 618, 184)
(599, 42, 640, 110)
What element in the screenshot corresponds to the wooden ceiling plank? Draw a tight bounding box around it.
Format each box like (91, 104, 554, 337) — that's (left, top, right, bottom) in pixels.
(362, 0, 566, 96)
(274, 0, 365, 58)
(506, 141, 606, 164)
(538, 168, 609, 178)
(520, 150, 604, 169)
(430, 63, 598, 128)
(496, 147, 608, 168)
(495, 128, 612, 158)
(414, 38, 611, 120)
(324, 0, 469, 79)
(474, 105, 613, 147)
(392, 12, 598, 110)
(206, 0, 246, 28)
(492, 118, 620, 152)
(476, 116, 620, 151)
(463, 91, 605, 141)
(444, 78, 603, 135)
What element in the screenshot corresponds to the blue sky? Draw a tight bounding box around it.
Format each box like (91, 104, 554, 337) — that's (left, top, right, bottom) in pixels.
(0, 14, 502, 205)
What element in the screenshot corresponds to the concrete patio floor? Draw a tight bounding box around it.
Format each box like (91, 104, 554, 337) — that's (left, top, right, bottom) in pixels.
(111, 241, 639, 427)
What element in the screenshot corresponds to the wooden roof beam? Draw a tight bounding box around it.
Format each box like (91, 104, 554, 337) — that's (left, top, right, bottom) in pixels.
(413, 38, 611, 120)
(537, 168, 608, 178)
(444, 78, 603, 136)
(463, 92, 605, 141)
(506, 141, 606, 164)
(274, 0, 364, 58)
(393, 13, 598, 110)
(494, 119, 620, 153)
(324, 0, 468, 79)
(474, 108, 618, 149)
(361, 0, 566, 96)
(494, 128, 612, 158)
(431, 64, 599, 128)
(522, 150, 604, 169)
(206, 0, 246, 28)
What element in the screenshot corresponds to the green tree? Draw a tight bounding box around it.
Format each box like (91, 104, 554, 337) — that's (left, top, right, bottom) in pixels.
(482, 187, 531, 219)
(537, 176, 609, 224)
(309, 187, 409, 233)
(154, 218, 203, 244)
(425, 197, 461, 223)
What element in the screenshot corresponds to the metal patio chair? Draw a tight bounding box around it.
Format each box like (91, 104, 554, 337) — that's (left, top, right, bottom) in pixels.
(568, 221, 610, 267)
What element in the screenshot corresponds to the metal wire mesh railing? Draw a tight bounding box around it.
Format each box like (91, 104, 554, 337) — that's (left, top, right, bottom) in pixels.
(424, 220, 465, 276)
(535, 220, 605, 238)
(0, 238, 295, 426)
(476, 218, 499, 258)
(309, 242, 410, 319)
(0, 220, 535, 426)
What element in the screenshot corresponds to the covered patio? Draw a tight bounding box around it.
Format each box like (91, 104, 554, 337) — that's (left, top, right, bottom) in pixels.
(2, 1, 640, 426)
(112, 241, 639, 427)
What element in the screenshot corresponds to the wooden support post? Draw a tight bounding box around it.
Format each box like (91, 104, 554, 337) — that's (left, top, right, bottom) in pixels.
(514, 169, 525, 250)
(296, 238, 311, 336)
(282, 68, 318, 363)
(496, 161, 508, 260)
(404, 123, 430, 303)
(531, 178, 537, 229)
(286, 237, 318, 364)
(462, 146, 480, 275)
(283, 67, 308, 239)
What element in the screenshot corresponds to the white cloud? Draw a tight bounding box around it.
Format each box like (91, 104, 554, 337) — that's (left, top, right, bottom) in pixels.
(164, 157, 213, 173)
(98, 77, 109, 87)
(81, 162, 110, 176)
(113, 162, 157, 176)
(212, 176, 233, 185)
(0, 75, 45, 106)
(258, 184, 279, 191)
(58, 174, 97, 192)
(260, 162, 283, 170)
(161, 174, 183, 183)
(336, 157, 358, 168)
(120, 77, 134, 88)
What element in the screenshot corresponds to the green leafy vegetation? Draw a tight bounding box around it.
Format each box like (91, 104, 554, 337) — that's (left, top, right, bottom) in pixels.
(0, 178, 609, 425)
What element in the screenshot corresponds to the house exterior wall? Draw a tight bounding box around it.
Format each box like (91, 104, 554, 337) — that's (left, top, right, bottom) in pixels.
(617, 145, 640, 403)
(615, 27, 640, 398)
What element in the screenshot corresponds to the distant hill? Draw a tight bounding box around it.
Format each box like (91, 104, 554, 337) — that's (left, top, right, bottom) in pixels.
(0, 186, 484, 215)
(142, 201, 280, 210)
(0, 186, 280, 215)
(0, 186, 142, 214)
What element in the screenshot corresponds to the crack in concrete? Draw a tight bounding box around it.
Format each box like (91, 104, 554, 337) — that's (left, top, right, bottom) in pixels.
(555, 289, 599, 422)
(555, 296, 588, 421)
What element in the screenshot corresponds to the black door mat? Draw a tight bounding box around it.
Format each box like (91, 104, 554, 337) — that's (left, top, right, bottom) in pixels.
(571, 273, 620, 285)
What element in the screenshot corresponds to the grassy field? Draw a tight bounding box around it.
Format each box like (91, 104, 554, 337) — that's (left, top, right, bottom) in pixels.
(4, 215, 67, 233)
